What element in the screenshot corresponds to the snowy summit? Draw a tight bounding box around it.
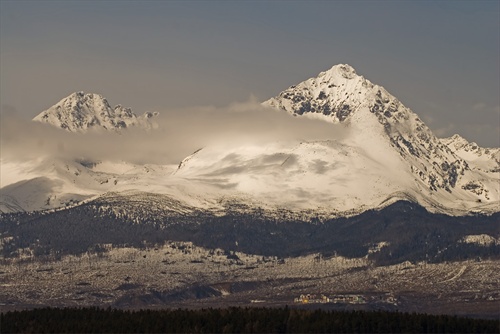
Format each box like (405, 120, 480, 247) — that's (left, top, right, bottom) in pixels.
(33, 91, 158, 132)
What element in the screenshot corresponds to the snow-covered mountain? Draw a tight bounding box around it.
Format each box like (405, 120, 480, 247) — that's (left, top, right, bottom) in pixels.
(261, 64, 498, 210)
(264, 65, 471, 192)
(2, 65, 499, 216)
(32, 91, 158, 132)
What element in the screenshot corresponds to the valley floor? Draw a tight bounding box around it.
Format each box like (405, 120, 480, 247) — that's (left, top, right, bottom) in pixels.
(1, 242, 498, 319)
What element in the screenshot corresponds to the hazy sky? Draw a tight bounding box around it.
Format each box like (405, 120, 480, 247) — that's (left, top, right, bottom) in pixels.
(1, 1, 499, 147)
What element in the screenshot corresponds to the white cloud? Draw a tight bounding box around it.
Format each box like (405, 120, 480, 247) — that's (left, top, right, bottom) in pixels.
(0, 100, 348, 165)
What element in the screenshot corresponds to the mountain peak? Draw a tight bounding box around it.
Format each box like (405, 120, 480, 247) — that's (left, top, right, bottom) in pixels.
(263, 64, 493, 198)
(33, 91, 158, 132)
(263, 63, 374, 122)
(321, 63, 358, 79)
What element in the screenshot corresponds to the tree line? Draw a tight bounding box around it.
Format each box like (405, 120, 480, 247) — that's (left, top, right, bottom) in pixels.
(2, 306, 498, 333)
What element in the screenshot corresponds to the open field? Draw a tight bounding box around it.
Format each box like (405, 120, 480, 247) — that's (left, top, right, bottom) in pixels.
(1, 242, 498, 319)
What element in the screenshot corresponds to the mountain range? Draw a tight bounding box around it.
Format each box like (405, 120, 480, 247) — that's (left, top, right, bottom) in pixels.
(2, 64, 499, 314)
(1, 64, 498, 217)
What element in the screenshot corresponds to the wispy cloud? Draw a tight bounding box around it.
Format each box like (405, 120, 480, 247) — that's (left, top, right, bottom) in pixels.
(0, 100, 348, 165)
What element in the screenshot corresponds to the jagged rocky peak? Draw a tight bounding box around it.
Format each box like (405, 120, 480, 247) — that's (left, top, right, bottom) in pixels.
(442, 134, 500, 160)
(441, 134, 486, 153)
(444, 134, 499, 153)
(441, 134, 500, 172)
(263, 63, 380, 122)
(33, 91, 158, 132)
(263, 63, 430, 141)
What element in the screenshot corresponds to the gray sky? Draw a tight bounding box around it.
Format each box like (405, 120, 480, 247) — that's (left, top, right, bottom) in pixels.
(1, 1, 499, 147)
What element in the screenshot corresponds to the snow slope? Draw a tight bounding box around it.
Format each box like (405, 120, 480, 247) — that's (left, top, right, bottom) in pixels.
(0, 157, 226, 214)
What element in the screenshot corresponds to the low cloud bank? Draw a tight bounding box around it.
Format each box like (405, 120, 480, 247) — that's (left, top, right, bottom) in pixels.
(1, 100, 348, 165)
